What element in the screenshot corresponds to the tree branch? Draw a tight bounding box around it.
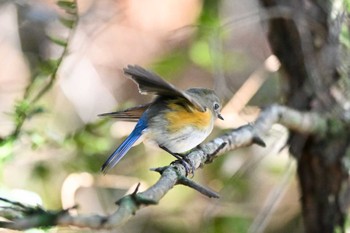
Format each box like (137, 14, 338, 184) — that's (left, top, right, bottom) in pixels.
(1, 104, 346, 230)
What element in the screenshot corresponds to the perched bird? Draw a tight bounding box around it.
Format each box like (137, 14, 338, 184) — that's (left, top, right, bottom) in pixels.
(99, 65, 223, 173)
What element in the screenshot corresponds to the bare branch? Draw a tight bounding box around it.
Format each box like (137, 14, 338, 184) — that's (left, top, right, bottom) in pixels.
(1, 104, 344, 230)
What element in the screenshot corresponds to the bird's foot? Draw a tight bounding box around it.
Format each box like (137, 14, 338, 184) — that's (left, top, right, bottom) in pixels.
(159, 145, 195, 176)
(172, 156, 195, 177)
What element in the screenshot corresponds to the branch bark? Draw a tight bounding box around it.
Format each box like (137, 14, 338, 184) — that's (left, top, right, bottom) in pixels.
(1, 104, 346, 230)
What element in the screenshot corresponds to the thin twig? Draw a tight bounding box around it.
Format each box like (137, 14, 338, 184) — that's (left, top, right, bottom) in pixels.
(248, 159, 295, 233)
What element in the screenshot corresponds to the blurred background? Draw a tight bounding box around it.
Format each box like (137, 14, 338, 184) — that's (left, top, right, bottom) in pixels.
(0, 0, 301, 232)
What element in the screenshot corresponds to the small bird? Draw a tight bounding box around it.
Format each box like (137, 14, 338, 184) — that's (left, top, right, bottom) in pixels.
(99, 65, 223, 173)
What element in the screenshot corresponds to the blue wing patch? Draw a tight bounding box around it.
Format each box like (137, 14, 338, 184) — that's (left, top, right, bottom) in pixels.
(101, 114, 148, 173)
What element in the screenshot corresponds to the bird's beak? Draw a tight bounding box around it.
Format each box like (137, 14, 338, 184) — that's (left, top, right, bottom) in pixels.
(218, 113, 224, 120)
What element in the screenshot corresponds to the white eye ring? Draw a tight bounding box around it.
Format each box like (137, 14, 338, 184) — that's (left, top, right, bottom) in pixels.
(213, 102, 220, 110)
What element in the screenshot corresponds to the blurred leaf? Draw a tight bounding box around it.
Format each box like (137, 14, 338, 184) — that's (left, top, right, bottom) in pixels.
(345, 0, 350, 12)
(345, 215, 350, 229)
(0, 139, 14, 161)
(228, 177, 250, 200)
(57, 0, 77, 14)
(188, 0, 221, 71)
(32, 162, 51, 180)
(152, 51, 189, 79)
(14, 100, 31, 125)
(47, 35, 68, 47)
(15, 100, 30, 116)
(62, 121, 112, 172)
(28, 106, 45, 118)
(29, 132, 46, 150)
(205, 216, 251, 233)
(199, 0, 221, 29)
(189, 40, 212, 68)
(59, 16, 75, 29)
(340, 24, 350, 49)
(39, 59, 59, 76)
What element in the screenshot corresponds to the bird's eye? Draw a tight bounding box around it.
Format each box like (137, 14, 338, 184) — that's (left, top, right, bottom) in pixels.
(213, 102, 220, 110)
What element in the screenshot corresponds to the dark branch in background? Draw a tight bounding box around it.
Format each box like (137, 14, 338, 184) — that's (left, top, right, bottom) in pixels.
(258, 1, 350, 232)
(1, 104, 347, 230)
(0, 0, 78, 145)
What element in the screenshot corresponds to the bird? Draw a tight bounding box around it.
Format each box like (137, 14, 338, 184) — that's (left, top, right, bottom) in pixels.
(99, 65, 224, 173)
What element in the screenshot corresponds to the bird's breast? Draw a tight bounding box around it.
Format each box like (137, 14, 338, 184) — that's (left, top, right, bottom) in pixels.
(144, 101, 215, 153)
(164, 103, 213, 132)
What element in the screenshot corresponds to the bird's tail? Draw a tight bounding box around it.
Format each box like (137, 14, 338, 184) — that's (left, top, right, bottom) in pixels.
(101, 130, 142, 173)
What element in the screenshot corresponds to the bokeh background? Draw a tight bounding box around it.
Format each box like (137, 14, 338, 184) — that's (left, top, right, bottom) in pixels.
(0, 0, 301, 232)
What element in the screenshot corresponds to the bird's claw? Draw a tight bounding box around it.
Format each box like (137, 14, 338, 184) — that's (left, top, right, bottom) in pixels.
(171, 157, 195, 177)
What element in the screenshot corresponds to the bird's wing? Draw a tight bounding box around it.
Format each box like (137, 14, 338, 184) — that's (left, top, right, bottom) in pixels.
(98, 104, 150, 122)
(124, 65, 205, 112)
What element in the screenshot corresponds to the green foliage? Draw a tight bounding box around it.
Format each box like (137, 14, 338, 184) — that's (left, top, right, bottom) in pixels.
(58, 16, 75, 29)
(39, 60, 59, 76)
(57, 0, 77, 14)
(0, 139, 14, 162)
(198, 0, 221, 31)
(340, 23, 350, 49)
(152, 51, 189, 79)
(71, 126, 110, 155)
(47, 35, 68, 47)
(63, 121, 111, 172)
(189, 40, 212, 68)
(0, 0, 78, 147)
(205, 216, 251, 233)
(345, 0, 350, 12)
(152, 1, 223, 75)
(14, 101, 45, 122)
(14, 100, 30, 122)
(32, 162, 51, 180)
(188, 0, 222, 70)
(29, 132, 46, 150)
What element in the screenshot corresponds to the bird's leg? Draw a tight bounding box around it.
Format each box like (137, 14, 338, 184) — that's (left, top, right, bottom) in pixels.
(159, 145, 182, 159)
(159, 145, 194, 176)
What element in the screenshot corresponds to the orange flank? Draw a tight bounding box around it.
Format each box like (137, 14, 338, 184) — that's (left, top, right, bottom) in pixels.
(165, 103, 212, 132)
